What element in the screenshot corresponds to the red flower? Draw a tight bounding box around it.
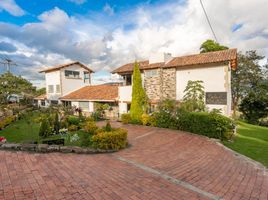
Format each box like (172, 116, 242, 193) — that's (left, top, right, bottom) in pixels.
(0, 137, 7, 142)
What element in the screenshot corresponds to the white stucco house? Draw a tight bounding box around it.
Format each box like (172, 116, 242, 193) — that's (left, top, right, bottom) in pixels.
(112, 49, 237, 116)
(35, 61, 94, 107)
(35, 49, 237, 117)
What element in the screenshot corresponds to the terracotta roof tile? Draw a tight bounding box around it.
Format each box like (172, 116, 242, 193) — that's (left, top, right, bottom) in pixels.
(39, 61, 94, 73)
(165, 48, 237, 68)
(112, 49, 237, 73)
(34, 94, 47, 100)
(112, 61, 164, 74)
(60, 85, 118, 101)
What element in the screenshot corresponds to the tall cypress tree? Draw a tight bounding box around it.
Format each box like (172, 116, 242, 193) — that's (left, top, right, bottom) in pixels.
(130, 62, 146, 122)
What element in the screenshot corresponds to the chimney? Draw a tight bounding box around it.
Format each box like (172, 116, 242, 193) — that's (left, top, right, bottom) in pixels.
(149, 52, 173, 64)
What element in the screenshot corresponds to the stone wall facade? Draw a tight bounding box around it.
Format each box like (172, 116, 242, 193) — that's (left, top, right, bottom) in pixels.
(162, 68, 176, 100)
(143, 68, 176, 102)
(144, 68, 161, 101)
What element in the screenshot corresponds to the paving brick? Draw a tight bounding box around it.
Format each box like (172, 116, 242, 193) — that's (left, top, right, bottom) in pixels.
(0, 121, 267, 200)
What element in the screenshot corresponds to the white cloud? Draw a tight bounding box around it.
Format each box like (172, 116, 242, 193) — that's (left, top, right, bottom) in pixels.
(0, 0, 268, 86)
(67, 0, 87, 5)
(0, 0, 25, 16)
(103, 3, 114, 16)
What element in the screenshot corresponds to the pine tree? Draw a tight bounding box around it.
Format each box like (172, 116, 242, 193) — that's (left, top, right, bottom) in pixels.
(130, 62, 147, 122)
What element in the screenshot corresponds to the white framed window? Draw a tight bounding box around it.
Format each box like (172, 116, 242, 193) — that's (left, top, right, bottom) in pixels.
(79, 101, 89, 111)
(84, 72, 90, 83)
(145, 69, 158, 77)
(56, 85, 61, 93)
(48, 85, 54, 93)
(65, 70, 80, 79)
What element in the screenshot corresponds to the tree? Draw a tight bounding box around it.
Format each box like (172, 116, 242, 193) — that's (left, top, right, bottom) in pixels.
(35, 88, 46, 96)
(39, 118, 51, 138)
(0, 72, 36, 104)
(200, 39, 228, 53)
(130, 62, 147, 122)
(231, 51, 264, 116)
(181, 80, 205, 112)
(54, 112, 60, 135)
(239, 82, 268, 124)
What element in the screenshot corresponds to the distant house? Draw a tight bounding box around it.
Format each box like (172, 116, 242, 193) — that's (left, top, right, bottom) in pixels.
(34, 61, 94, 107)
(35, 49, 237, 117)
(112, 49, 237, 116)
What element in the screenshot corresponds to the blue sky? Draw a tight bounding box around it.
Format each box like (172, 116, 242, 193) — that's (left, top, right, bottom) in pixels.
(0, 0, 267, 87)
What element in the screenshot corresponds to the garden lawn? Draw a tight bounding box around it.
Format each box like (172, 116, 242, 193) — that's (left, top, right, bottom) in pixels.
(0, 112, 85, 146)
(0, 112, 41, 143)
(223, 121, 268, 167)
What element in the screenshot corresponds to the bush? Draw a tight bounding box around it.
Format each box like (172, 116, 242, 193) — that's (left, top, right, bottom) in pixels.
(91, 111, 103, 121)
(83, 120, 98, 134)
(68, 124, 78, 132)
(153, 110, 178, 129)
(178, 112, 235, 140)
(104, 121, 112, 132)
(91, 128, 128, 150)
(67, 116, 80, 126)
(39, 119, 51, 138)
(121, 113, 131, 124)
(54, 113, 60, 134)
(80, 132, 91, 147)
(141, 113, 156, 126)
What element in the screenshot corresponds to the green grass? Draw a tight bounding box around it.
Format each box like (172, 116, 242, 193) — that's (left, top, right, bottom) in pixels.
(0, 112, 41, 143)
(0, 112, 87, 146)
(223, 121, 268, 167)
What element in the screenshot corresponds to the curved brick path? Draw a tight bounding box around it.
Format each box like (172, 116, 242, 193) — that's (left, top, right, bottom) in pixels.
(0, 122, 267, 200)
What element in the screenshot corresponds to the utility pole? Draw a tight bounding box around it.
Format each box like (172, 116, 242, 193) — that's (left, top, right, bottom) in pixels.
(0, 58, 17, 72)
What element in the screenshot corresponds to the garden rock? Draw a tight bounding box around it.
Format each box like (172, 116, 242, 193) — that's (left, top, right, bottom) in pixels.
(21, 144, 36, 151)
(47, 145, 60, 152)
(1, 143, 21, 150)
(60, 146, 73, 153)
(37, 144, 49, 153)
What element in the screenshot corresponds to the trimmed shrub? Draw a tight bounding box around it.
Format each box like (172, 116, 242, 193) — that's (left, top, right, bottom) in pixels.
(39, 118, 51, 138)
(68, 124, 78, 132)
(178, 112, 235, 140)
(153, 110, 178, 129)
(83, 120, 98, 134)
(80, 132, 91, 147)
(141, 113, 156, 126)
(54, 113, 60, 134)
(104, 121, 112, 132)
(91, 128, 128, 150)
(121, 113, 131, 124)
(67, 116, 80, 126)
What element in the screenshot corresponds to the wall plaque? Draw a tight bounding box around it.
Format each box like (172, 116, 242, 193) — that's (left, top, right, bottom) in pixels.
(206, 92, 227, 105)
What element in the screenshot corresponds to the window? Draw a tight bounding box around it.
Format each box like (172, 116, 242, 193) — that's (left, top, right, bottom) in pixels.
(63, 101, 72, 107)
(50, 100, 58, 105)
(56, 85, 60, 93)
(41, 100, 45, 106)
(84, 72, 90, 83)
(79, 101, 89, 111)
(48, 85, 54, 93)
(145, 69, 158, 77)
(65, 70, 80, 79)
(122, 74, 132, 86)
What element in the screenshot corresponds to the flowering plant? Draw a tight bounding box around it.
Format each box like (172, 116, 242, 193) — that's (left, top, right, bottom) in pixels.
(70, 134, 80, 142)
(0, 137, 7, 143)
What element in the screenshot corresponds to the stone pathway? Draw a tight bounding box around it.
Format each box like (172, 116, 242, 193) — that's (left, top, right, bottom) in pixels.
(0, 122, 267, 200)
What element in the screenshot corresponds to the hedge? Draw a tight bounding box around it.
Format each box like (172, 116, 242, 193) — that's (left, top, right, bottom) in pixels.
(91, 128, 128, 150)
(178, 112, 235, 140)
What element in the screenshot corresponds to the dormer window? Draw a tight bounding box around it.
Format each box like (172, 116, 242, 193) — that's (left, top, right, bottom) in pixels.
(65, 70, 80, 79)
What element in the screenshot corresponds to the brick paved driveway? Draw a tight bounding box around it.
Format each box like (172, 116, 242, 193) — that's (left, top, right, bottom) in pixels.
(0, 122, 267, 200)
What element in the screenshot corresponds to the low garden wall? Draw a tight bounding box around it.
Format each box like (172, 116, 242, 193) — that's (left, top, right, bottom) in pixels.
(0, 142, 117, 154)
